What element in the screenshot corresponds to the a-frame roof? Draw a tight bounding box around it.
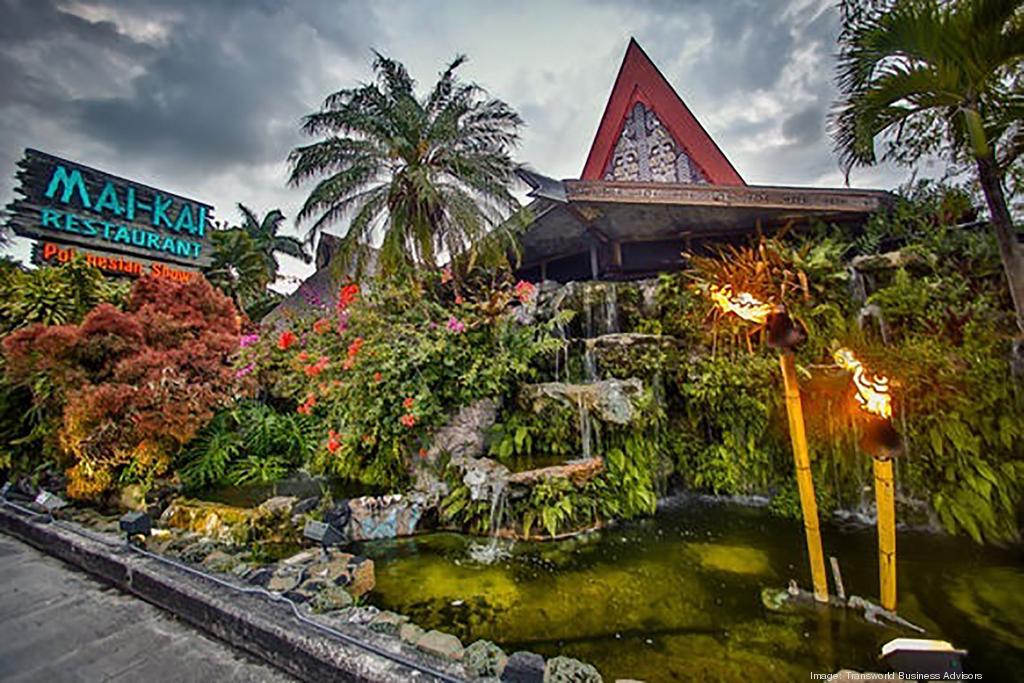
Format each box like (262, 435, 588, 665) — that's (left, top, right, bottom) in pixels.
(581, 38, 745, 186)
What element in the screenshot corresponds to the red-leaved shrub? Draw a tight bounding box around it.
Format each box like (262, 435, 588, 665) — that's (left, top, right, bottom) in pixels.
(3, 275, 249, 499)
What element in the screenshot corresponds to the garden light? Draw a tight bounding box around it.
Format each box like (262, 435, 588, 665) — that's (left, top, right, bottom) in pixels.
(119, 511, 152, 539)
(304, 519, 345, 549)
(708, 287, 829, 603)
(834, 347, 902, 612)
(34, 490, 66, 512)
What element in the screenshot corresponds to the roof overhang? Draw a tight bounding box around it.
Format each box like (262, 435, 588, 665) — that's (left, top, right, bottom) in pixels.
(516, 172, 893, 268)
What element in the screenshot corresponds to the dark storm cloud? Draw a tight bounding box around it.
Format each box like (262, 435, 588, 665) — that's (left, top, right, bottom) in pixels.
(0, 0, 380, 172)
(782, 104, 825, 145)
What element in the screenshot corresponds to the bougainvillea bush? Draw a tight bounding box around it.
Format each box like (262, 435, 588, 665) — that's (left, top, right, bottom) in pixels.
(239, 274, 565, 489)
(3, 275, 249, 500)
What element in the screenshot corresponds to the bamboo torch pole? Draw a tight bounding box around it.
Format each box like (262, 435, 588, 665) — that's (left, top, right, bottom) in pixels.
(779, 350, 830, 603)
(873, 456, 897, 611)
(834, 348, 902, 613)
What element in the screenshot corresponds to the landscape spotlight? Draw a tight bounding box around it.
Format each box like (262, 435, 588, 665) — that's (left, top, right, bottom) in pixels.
(34, 490, 66, 512)
(303, 519, 344, 549)
(120, 511, 152, 538)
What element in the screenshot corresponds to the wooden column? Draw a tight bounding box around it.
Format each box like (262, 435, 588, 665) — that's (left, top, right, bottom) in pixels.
(589, 244, 599, 280)
(779, 351, 829, 603)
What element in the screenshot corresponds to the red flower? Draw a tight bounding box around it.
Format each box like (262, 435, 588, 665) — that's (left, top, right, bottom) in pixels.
(278, 330, 297, 350)
(399, 414, 416, 428)
(297, 392, 317, 415)
(297, 351, 309, 362)
(418, 447, 428, 458)
(403, 396, 415, 409)
(327, 430, 342, 454)
(304, 355, 330, 377)
(455, 295, 464, 305)
(343, 336, 364, 370)
(373, 371, 383, 383)
(337, 283, 360, 312)
(440, 268, 453, 284)
(313, 318, 332, 334)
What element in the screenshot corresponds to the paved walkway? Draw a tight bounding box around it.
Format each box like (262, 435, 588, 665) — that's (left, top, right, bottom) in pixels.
(0, 533, 297, 682)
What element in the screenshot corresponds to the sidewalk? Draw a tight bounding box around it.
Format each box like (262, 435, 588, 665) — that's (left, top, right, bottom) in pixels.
(0, 533, 296, 683)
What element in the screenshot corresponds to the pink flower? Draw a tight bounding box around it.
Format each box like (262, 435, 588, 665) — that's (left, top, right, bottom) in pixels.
(235, 363, 255, 378)
(447, 316, 466, 334)
(400, 414, 417, 428)
(239, 334, 260, 348)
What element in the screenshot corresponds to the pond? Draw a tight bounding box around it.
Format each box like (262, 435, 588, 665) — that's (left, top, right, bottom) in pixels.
(354, 497, 1024, 682)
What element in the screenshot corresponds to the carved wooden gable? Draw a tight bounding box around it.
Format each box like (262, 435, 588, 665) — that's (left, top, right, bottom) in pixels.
(602, 101, 708, 183)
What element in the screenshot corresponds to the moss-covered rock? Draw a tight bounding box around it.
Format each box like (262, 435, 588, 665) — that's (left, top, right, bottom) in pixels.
(543, 656, 602, 683)
(465, 639, 508, 679)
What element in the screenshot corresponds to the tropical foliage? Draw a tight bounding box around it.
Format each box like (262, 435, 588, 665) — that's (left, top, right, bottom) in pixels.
(238, 273, 563, 489)
(288, 52, 527, 279)
(2, 275, 248, 499)
(205, 204, 309, 320)
(831, 0, 1024, 331)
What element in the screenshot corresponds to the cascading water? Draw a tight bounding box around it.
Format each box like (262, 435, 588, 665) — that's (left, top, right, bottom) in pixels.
(603, 282, 619, 335)
(582, 342, 598, 383)
(578, 394, 593, 460)
(468, 480, 512, 564)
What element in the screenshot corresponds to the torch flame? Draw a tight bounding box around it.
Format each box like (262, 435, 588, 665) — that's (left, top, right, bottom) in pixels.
(709, 285, 773, 324)
(833, 348, 892, 419)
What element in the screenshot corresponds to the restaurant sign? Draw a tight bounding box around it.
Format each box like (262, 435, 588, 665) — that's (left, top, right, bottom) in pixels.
(6, 149, 214, 271)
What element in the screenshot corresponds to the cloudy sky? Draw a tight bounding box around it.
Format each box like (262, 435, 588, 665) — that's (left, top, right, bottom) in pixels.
(0, 0, 940, 289)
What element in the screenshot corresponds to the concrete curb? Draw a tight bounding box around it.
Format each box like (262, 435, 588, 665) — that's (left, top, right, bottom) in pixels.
(0, 505, 466, 683)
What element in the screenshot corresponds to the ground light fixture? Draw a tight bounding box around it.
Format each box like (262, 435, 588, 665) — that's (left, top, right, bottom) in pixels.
(119, 510, 152, 539)
(303, 519, 345, 550)
(834, 347, 902, 612)
(708, 286, 829, 603)
(34, 489, 66, 513)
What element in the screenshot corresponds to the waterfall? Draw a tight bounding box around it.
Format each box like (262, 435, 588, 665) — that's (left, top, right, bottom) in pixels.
(603, 282, 619, 334)
(582, 342, 598, 383)
(578, 394, 593, 460)
(468, 481, 511, 564)
(583, 283, 594, 338)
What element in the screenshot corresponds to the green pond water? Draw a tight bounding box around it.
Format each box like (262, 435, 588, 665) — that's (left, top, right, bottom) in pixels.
(353, 497, 1024, 683)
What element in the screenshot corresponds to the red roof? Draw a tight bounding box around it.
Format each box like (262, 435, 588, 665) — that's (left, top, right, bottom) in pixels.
(581, 39, 745, 186)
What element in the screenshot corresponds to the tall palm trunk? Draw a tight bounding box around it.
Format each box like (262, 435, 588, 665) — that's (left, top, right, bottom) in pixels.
(976, 154, 1024, 334)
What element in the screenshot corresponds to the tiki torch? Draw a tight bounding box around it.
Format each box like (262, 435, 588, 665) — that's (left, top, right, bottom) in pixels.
(709, 286, 829, 603)
(834, 348, 902, 612)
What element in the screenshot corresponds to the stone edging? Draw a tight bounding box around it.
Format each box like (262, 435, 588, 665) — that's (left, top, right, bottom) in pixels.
(0, 505, 466, 683)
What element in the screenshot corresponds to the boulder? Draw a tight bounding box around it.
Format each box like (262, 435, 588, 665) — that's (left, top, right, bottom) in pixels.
(293, 549, 375, 596)
(399, 622, 426, 645)
(346, 494, 425, 541)
(160, 499, 252, 544)
(544, 656, 602, 682)
(368, 610, 409, 635)
(507, 458, 604, 487)
(502, 651, 546, 683)
(201, 549, 242, 573)
(416, 630, 464, 661)
(522, 379, 643, 425)
(465, 639, 508, 679)
(310, 586, 353, 613)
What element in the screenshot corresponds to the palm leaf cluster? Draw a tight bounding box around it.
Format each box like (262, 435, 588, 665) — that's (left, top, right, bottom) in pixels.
(830, 0, 1024, 332)
(831, 0, 1023, 173)
(204, 203, 310, 318)
(288, 52, 525, 278)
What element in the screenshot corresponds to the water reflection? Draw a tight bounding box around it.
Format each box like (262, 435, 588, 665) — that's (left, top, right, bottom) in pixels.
(355, 497, 1024, 682)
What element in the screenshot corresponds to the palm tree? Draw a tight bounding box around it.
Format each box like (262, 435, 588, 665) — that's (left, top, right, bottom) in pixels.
(830, 0, 1024, 332)
(204, 228, 272, 314)
(288, 52, 525, 278)
(236, 203, 311, 283)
